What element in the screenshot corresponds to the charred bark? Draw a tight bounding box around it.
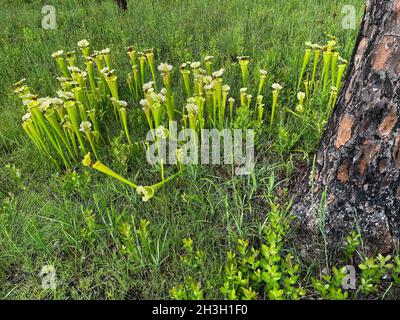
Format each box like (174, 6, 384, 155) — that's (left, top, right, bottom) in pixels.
(115, 0, 128, 10)
(293, 0, 400, 254)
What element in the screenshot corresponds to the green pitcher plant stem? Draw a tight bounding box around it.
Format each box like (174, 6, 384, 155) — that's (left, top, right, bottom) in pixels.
(297, 47, 312, 91)
(64, 100, 86, 154)
(270, 84, 282, 131)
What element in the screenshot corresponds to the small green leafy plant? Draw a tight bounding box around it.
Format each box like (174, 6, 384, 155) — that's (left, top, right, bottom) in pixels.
(170, 238, 206, 300)
(312, 267, 349, 300)
(358, 254, 393, 295)
(171, 201, 306, 300)
(343, 231, 361, 261)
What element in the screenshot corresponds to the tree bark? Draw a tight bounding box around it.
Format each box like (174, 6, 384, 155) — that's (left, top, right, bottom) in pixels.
(115, 0, 128, 10)
(293, 0, 400, 254)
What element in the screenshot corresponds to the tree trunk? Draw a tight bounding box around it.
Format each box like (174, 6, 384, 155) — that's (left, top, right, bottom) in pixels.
(115, 0, 128, 10)
(293, 0, 400, 254)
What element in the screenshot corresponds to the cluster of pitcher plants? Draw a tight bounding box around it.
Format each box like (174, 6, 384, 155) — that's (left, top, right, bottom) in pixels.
(13, 36, 347, 201)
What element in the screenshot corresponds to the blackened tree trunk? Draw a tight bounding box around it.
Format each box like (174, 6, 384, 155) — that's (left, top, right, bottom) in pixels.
(115, 0, 128, 10)
(294, 0, 400, 254)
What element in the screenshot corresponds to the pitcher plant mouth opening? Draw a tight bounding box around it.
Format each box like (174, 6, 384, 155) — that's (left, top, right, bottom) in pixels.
(82, 152, 182, 202)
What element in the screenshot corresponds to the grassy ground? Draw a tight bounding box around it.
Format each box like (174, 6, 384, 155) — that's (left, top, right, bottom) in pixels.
(0, 0, 376, 300)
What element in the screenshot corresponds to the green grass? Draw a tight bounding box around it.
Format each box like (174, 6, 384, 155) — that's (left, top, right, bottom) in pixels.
(0, 0, 378, 300)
